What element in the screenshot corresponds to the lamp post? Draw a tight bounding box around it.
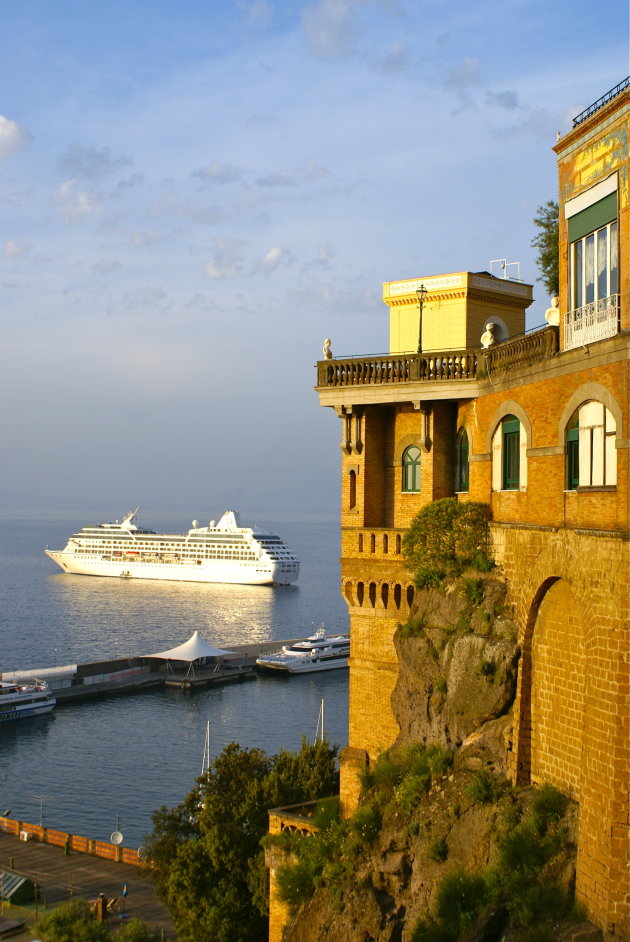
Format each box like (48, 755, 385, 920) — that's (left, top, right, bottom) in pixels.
(416, 284, 428, 354)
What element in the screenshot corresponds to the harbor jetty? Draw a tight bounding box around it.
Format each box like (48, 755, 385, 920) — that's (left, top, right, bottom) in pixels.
(0, 636, 305, 703)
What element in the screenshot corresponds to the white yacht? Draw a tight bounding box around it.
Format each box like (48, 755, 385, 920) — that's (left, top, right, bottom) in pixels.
(0, 681, 56, 721)
(255, 626, 350, 673)
(45, 510, 300, 586)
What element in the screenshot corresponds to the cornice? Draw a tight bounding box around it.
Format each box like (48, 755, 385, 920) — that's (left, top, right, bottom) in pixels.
(383, 288, 532, 309)
(554, 91, 629, 155)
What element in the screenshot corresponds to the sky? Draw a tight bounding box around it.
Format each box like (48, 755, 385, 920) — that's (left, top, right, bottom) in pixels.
(1, 0, 628, 520)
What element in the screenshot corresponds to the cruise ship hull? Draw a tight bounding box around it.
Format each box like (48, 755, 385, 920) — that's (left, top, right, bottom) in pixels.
(45, 551, 297, 586)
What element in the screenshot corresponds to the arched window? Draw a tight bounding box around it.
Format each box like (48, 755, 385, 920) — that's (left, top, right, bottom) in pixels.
(566, 414, 579, 490)
(348, 470, 356, 509)
(455, 428, 469, 492)
(502, 416, 520, 490)
(491, 414, 528, 491)
(567, 401, 617, 488)
(402, 445, 421, 492)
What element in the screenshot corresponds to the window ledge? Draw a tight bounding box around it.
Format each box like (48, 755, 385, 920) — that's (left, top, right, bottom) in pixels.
(576, 485, 617, 493)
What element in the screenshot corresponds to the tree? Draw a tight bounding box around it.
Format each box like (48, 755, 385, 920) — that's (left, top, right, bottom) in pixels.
(531, 200, 559, 298)
(37, 898, 110, 942)
(144, 738, 338, 942)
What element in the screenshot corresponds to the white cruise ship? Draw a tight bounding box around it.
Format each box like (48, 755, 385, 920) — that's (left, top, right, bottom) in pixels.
(45, 510, 300, 586)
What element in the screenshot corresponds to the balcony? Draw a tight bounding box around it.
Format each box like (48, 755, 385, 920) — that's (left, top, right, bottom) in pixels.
(317, 325, 559, 394)
(564, 295, 619, 351)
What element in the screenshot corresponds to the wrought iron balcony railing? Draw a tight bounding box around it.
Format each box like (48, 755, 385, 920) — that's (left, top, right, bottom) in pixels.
(564, 295, 620, 351)
(572, 76, 630, 127)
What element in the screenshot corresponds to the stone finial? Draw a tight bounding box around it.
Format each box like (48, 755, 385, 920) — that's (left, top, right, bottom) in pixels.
(545, 297, 560, 326)
(323, 338, 333, 359)
(480, 322, 495, 349)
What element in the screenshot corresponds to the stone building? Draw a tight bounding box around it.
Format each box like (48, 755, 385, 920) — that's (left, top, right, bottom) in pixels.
(315, 79, 629, 937)
(267, 79, 629, 941)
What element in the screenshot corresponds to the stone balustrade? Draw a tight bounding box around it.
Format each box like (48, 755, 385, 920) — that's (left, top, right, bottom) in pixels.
(317, 326, 560, 389)
(483, 324, 559, 371)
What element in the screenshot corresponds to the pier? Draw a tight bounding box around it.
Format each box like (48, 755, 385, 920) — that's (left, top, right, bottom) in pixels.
(0, 637, 305, 703)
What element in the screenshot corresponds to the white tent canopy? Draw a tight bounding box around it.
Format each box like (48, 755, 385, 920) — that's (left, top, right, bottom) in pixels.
(146, 631, 234, 662)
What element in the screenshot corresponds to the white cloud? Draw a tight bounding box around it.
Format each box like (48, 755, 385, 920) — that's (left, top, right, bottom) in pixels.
(3, 239, 30, 258)
(257, 245, 291, 272)
(237, 0, 274, 27)
(193, 160, 244, 184)
(57, 144, 131, 179)
(0, 115, 31, 162)
(256, 160, 329, 187)
(487, 89, 520, 110)
(302, 0, 368, 57)
(54, 180, 99, 222)
(204, 237, 246, 279)
(305, 242, 336, 269)
(131, 229, 161, 247)
(369, 41, 411, 74)
(444, 56, 483, 90)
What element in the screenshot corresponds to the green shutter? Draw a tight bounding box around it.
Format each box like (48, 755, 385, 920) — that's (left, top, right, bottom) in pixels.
(568, 192, 617, 242)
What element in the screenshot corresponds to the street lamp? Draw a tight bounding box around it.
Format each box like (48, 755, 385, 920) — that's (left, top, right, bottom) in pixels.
(416, 284, 428, 354)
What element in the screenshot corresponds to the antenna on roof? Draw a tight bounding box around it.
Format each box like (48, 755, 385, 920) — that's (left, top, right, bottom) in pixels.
(489, 258, 522, 282)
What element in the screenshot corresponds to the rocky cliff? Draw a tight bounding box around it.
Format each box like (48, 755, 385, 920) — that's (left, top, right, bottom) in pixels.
(280, 575, 592, 942)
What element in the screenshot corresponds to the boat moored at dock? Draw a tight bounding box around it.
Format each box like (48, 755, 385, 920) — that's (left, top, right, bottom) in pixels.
(45, 509, 300, 586)
(0, 681, 56, 721)
(255, 626, 350, 673)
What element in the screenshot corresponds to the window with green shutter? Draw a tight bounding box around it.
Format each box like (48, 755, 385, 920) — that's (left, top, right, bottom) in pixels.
(502, 416, 520, 490)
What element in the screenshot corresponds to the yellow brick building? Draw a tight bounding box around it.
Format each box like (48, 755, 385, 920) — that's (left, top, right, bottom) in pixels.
(312, 79, 629, 938)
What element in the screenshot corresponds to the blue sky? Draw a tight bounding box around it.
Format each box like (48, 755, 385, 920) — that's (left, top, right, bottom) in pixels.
(1, 0, 628, 518)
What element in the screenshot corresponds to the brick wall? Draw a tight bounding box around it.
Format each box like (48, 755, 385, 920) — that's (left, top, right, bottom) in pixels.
(493, 524, 629, 937)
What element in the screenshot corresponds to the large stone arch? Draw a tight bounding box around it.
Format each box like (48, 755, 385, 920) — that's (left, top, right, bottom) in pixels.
(528, 579, 586, 799)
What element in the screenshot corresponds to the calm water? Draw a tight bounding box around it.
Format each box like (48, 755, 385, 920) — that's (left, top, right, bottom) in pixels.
(0, 513, 348, 848)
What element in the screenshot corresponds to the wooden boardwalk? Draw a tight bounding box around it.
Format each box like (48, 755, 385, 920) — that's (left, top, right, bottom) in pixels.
(0, 830, 174, 939)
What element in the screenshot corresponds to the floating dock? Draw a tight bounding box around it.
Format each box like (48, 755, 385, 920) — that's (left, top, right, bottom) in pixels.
(0, 638, 305, 704)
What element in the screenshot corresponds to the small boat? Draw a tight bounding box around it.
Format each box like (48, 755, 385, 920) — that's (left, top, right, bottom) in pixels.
(0, 680, 56, 721)
(255, 626, 350, 674)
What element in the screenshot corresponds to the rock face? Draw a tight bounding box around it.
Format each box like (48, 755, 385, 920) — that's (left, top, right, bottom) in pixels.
(283, 575, 583, 941)
(391, 577, 520, 759)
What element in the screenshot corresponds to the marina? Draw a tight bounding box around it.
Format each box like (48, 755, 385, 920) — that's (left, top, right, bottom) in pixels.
(0, 514, 348, 848)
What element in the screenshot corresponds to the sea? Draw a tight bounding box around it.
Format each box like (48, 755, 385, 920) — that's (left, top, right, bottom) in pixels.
(0, 512, 348, 850)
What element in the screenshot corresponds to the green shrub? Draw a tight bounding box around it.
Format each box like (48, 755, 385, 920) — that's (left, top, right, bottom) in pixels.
(428, 838, 449, 862)
(435, 675, 447, 694)
(396, 772, 431, 815)
(463, 577, 485, 606)
(403, 499, 491, 585)
(530, 784, 568, 832)
(350, 801, 381, 844)
(436, 870, 489, 934)
(425, 744, 453, 778)
(275, 856, 320, 908)
(465, 770, 499, 803)
(414, 567, 446, 589)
